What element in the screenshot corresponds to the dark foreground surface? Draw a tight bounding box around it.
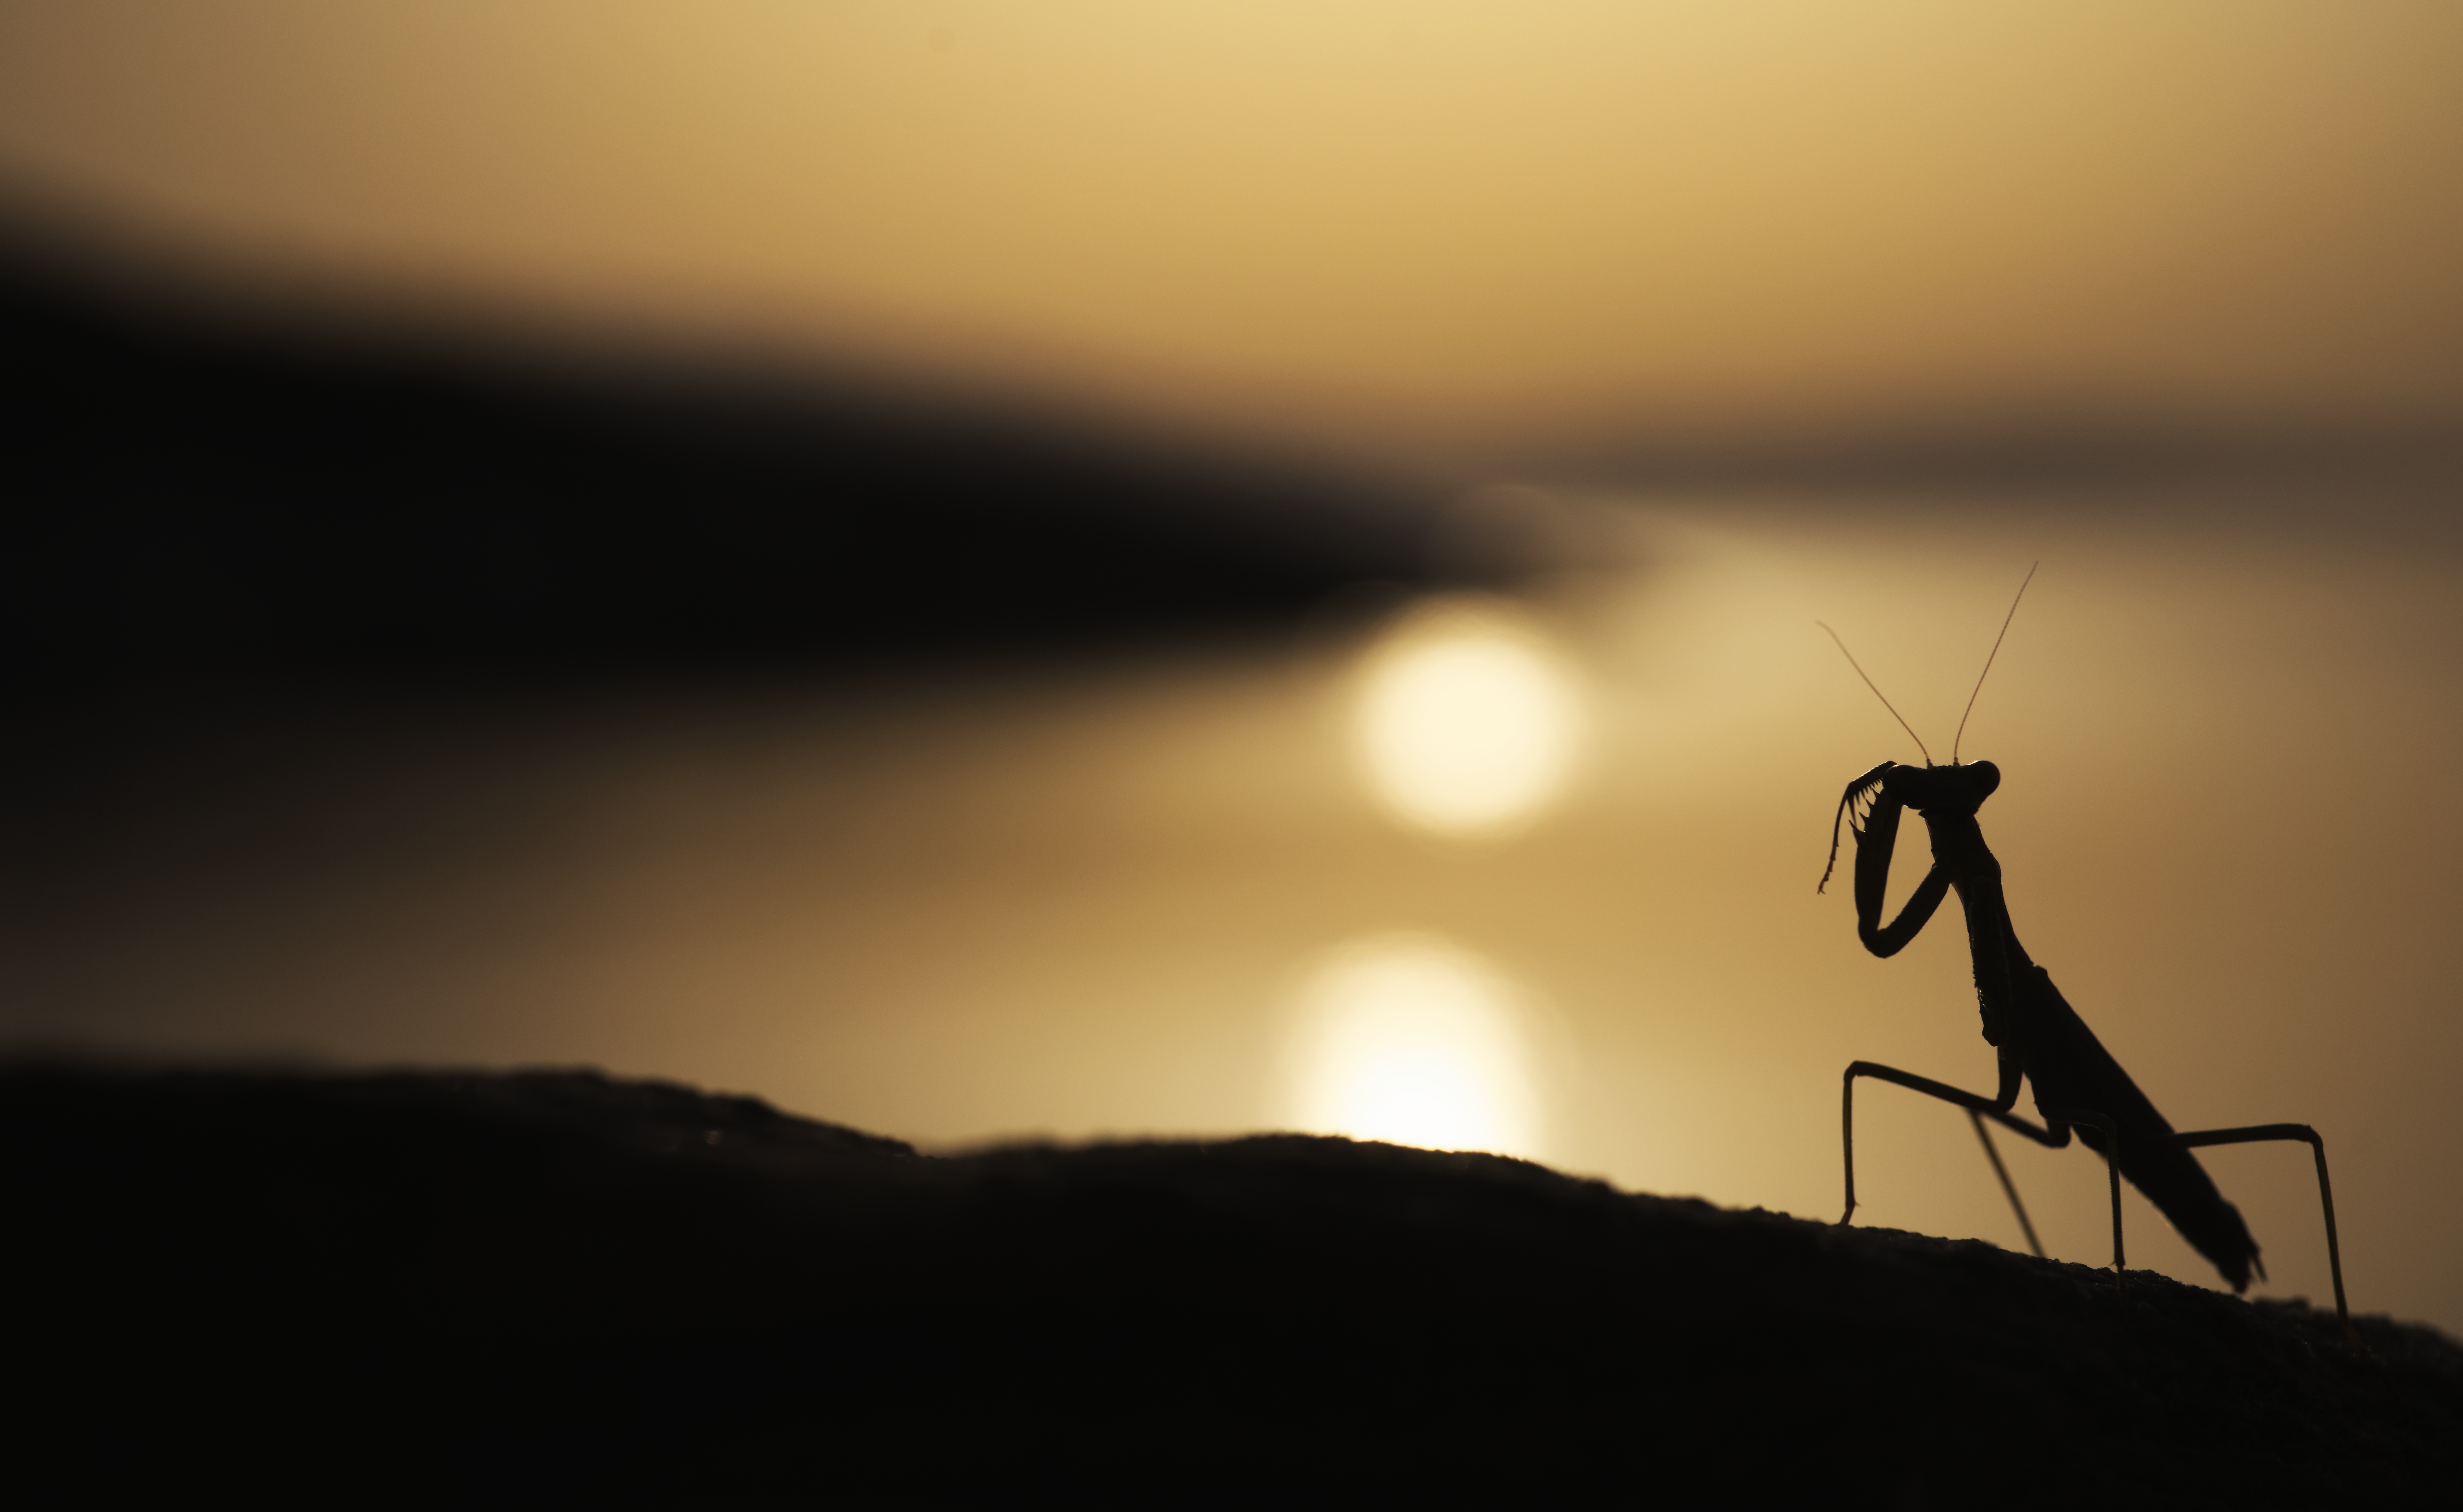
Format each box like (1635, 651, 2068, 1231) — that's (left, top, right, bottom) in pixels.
(7, 1066, 2456, 1507)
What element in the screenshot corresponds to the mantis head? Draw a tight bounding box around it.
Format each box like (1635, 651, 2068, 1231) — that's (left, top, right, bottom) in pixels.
(1818, 565, 2034, 892)
(1890, 759, 2000, 818)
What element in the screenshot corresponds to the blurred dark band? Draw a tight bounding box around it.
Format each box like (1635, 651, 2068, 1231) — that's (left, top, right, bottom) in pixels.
(0, 235, 1460, 696)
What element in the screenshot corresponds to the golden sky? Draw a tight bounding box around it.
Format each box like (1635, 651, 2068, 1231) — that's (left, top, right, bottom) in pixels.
(4, 2, 2461, 450)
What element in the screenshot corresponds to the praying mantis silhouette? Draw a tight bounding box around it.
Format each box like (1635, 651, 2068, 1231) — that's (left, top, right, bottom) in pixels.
(1819, 566, 2350, 1324)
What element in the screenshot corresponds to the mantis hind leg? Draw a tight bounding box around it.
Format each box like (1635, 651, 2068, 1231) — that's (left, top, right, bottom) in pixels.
(1836, 1072, 2356, 1337)
(1840, 1058, 2066, 1246)
(2172, 1123, 2351, 1331)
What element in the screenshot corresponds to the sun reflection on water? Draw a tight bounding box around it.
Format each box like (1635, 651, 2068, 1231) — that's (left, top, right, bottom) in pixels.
(1277, 932, 1550, 1159)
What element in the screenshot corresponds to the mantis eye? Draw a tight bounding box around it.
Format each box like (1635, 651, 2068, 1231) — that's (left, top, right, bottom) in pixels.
(1967, 761, 2001, 800)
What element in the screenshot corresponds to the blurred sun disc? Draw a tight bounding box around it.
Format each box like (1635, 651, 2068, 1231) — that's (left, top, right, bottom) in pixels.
(1352, 596, 1582, 838)
(1277, 931, 1548, 1159)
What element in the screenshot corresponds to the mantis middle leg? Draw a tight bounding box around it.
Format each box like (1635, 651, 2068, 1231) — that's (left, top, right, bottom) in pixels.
(1841, 1063, 2139, 1290)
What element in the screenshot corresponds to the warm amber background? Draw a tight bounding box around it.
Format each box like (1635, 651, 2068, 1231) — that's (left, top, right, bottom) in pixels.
(4, 1, 2460, 449)
(12, 501, 2458, 1337)
(3, 4, 2459, 1334)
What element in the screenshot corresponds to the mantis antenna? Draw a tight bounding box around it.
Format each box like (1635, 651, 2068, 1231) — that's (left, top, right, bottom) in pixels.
(1951, 562, 2039, 765)
(1818, 622, 1932, 767)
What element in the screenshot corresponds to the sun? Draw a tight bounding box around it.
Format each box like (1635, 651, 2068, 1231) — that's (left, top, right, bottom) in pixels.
(1352, 597, 1583, 840)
